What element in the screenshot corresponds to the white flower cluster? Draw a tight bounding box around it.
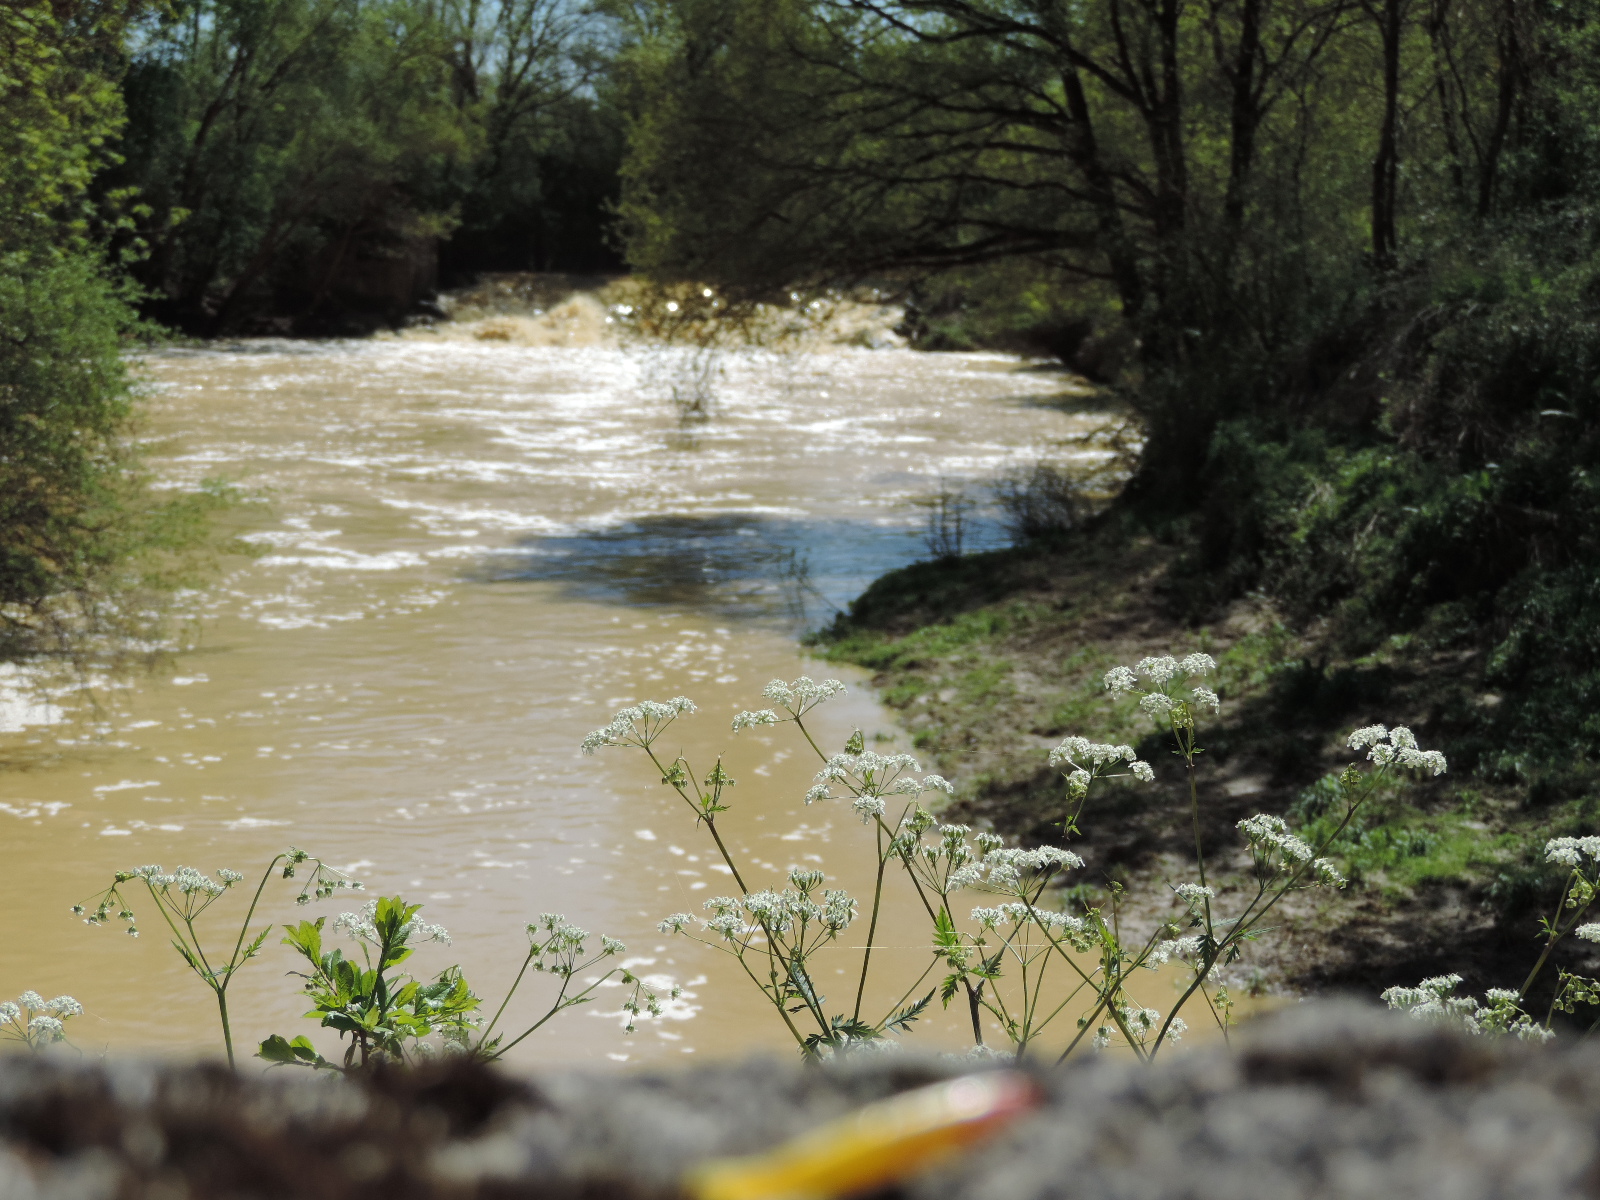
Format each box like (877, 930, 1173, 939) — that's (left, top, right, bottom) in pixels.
(580, 696, 697, 755)
(1048, 737, 1153, 791)
(809, 751, 953, 816)
(731, 709, 779, 732)
(125, 864, 239, 897)
(1123, 1005, 1187, 1044)
(1172, 882, 1214, 910)
(895, 823, 1004, 895)
(1145, 935, 1205, 966)
(969, 903, 1088, 937)
(1382, 974, 1553, 1041)
(529, 912, 588, 950)
(0, 992, 82, 1048)
(1346, 725, 1448, 775)
(1236, 814, 1345, 886)
(1545, 836, 1600, 869)
(336, 900, 452, 947)
(1576, 923, 1600, 942)
(1104, 654, 1219, 728)
(1237, 814, 1313, 863)
(696, 881, 857, 940)
(979, 845, 1084, 892)
(762, 676, 846, 717)
(1106, 653, 1216, 692)
(657, 912, 693, 934)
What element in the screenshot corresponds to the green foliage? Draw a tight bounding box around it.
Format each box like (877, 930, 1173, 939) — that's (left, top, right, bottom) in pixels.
(272, 898, 481, 1069)
(0, 255, 138, 609)
(107, 0, 619, 332)
(0, 1, 134, 254)
(0, 0, 241, 660)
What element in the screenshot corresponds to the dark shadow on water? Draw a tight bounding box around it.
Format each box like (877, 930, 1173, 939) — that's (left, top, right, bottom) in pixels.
(1009, 389, 1128, 416)
(476, 511, 1008, 627)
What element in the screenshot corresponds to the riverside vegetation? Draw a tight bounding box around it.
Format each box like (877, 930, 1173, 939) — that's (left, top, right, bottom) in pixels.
(49, 663, 1599, 1067)
(73, 854, 675, 1070)
(13, 0, 1600, 1064)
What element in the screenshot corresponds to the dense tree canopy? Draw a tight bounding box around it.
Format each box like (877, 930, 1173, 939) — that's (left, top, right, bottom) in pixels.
(100, 0, 622, 333)
(608, 0, 1578, 486)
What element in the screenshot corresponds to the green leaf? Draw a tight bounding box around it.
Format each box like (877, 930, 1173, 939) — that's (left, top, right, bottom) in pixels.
(258, 1034, 336, 1070)
(886, 989, 934, 1033)
(241, 925, 272, 962)
(257, 1034, 299, 1064)
(280, 918, 325, 962)
(940, 972, 962, 1008)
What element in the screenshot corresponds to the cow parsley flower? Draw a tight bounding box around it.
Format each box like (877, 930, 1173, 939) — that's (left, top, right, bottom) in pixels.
(1104, 666, 1138, 694)
(762, 676, 845, 716)
(658, 912, 692, 934)
(1140, 693, 1177, 716)
(1312, 858, 1347, 887)
(1545, 836, 1600, 868)
(336, 900, 451, 947)
(1136, 656, 1181, 686)
(1172, 882, 1213, 909)
(982, 846, 1084, 890)
(1346, 724, 1447, 775)
(1191, 686, 1220, 713)
(26, 1016, 63, 1043)
(1575, 923, 1600, 942)
(1049, 737, 1139, 770)
(804, 784, 832, 804)
(731, 709, 779, 732)
(1238, 814, 1314, 868)
(1146, 936, 1204, 966)
(581, 696, 697, 754)
(853, 795, 887, 820)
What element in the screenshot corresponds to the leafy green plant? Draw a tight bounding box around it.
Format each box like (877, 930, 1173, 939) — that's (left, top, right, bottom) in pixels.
(261, 896, 478, 1070)
(77, 850, 673, 1071)
(260, 900, 670, 1070)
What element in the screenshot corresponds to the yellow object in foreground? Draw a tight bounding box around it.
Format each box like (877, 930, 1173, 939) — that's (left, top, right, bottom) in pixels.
(685, 1071, 1039, 1200)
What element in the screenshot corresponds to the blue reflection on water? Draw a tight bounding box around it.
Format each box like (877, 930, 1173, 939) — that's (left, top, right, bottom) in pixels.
(479, 510, 1009, 627)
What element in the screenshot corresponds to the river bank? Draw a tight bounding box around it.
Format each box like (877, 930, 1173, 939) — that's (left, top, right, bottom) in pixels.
(812, 525, 1597, 1004)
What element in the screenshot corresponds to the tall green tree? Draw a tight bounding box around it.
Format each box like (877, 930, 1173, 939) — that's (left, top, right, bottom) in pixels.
(109, 0, 472, 332)
(0, 0, 224, 658)
(107, 0, 619, 330)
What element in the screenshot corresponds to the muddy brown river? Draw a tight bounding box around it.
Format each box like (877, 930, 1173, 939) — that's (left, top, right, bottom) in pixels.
(0, 331, 1199, 1066)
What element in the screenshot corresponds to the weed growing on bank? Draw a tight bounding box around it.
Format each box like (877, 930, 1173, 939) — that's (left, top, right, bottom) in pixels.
(585, 662, 1448, 1059)
(75, 852, 675, 1069)
(1384, 836, 1600, 1039)
(0, 992, 82, 1050)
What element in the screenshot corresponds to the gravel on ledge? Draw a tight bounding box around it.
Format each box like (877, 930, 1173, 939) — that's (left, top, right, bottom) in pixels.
(0, 1002, 1593, 1199)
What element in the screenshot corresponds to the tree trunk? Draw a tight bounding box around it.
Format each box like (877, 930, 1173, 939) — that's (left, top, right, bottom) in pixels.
(1477, 0, 1519, 219)
(1223, 0, 1266, 231)
(1370, 0, 1402, 267)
